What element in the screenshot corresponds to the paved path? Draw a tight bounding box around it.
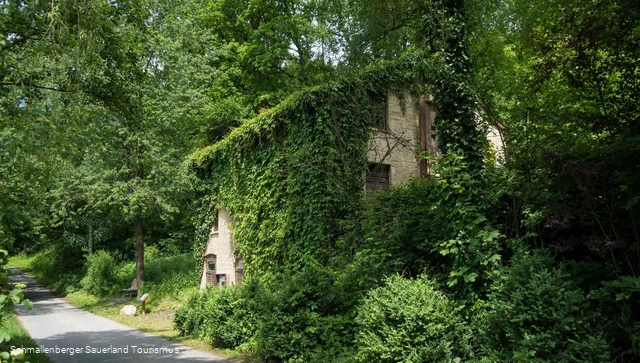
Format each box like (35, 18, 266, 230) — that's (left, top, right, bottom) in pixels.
(9, 268, 234, 363)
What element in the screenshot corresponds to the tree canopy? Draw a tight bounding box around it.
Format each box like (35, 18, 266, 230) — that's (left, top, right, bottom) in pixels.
(2, 0, 640, 361)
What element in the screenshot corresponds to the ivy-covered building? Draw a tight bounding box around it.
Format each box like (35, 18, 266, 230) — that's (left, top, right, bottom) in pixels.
(190, 61, 504, 287)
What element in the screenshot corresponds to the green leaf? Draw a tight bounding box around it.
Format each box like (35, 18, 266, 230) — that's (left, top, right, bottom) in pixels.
(464, 272, 478, 283)
(22, 299, 33, 310)
(0, 329, 10, 343)
(8, 289, 21, 297)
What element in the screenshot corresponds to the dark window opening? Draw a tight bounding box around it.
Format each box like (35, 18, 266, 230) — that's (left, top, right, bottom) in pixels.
(216, 274, 227, 287)
(366, 163, 390, 191)
(370, 93, 388, 130)
(213, 210, 219, 232)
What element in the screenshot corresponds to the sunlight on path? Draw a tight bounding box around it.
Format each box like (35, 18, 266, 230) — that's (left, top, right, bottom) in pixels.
(9, 268, 234, 363)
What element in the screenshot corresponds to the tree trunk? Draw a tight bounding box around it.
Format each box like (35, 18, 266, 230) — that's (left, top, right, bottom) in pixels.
(423, 0, 484, 171)
(88, 223, 93, 255)
(135, 219, 144, 294)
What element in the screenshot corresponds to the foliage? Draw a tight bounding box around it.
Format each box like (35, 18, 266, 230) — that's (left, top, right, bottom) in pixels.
(2, 0, 640, 361)
(252, 263, 354, 362)
(174, 284, 257, 349)
(15, 249, 198, 306)
(355, 274, 471, 363)
(475, 249, 611, 362)
(428, 156, 502, 293)
(0, 251, 33, 363)
(419, 0, 485, 170)
(589, 276, 640, 360)
(190, 56, 423, 275)
(340, 155, 502, 301)
(141, 254, 200, 302)
(19, 248, 84, 295)
(175, 263, 355, 362)
(81, 251, 120, 297)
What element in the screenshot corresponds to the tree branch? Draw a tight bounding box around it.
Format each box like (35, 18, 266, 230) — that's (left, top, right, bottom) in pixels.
(0, 82, 70, 92)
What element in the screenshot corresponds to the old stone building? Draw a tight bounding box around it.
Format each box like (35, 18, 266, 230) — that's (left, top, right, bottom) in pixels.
(200, 208, 243, 289)
(198, 88, 505, 288)
(365, 90, 503, 190)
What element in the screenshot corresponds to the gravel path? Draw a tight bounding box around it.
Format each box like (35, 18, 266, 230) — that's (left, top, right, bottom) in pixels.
(9, 268, 234, 363)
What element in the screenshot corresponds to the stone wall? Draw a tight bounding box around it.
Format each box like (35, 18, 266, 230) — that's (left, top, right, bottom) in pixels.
(200, 208, 237, 288)
(367, 90, 421, 186)
(486, 125, 505, 161)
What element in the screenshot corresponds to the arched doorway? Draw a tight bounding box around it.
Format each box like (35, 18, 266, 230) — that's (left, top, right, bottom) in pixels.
(204, 254, 217, 286)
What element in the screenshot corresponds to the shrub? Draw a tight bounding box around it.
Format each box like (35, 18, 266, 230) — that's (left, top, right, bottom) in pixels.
(80, 250, 119, 297)
(174, 282, 257, 349)
(143, 254, 200, 303)
(341, 156, 503, 304)
(589, 275, 640, 360)
(254, 263, 355, 362)
(475, 250, 611, 362)
(355, 274, 472, 363)
(29, 247, 85, 291)
(175, 263, 355, 361)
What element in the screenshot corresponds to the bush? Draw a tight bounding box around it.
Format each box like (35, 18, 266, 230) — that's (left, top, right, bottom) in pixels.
(589, 275, 640, 360)
(81, 251, 119, 297)
(175, 263, 355, 361)
(174, 282, 257, 349)
(143, 254, 200, 303)
(475, 250, 611, 362)
(355, 274, 472, 363)
(340, 156, 503, 304)
(254, 263, 355, 362)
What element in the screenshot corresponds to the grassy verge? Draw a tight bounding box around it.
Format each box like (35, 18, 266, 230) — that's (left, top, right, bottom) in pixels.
(8, 254, 258, 363)
(2, 312, 53, 363)
(64, 291, 255, 362)
(7, 253, 36, 273)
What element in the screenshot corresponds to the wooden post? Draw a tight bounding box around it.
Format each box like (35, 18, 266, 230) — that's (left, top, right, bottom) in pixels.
(138, 292, 149, 317)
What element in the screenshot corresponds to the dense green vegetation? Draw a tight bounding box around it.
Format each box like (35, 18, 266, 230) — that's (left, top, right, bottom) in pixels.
(0, 252, 35, 362)
(2, 0, 640, 362)
(9, 250, 199, 307)
(0, 312, 52, 363)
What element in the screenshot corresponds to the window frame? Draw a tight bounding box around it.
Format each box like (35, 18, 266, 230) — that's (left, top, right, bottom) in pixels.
(369, 92, 388, 130)
(365, 163, 391, 191)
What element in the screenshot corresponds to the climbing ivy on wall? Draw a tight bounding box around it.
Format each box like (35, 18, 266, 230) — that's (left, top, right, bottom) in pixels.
(419, 0, 485, 171)
(189, 57, 423, 275)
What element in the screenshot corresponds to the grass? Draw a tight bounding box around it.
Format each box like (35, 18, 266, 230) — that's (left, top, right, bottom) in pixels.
(7, 253, 36, 272)
(8, 253, 259, 363)
(64, 290, 255, 362)
(1, 312, 53, 363)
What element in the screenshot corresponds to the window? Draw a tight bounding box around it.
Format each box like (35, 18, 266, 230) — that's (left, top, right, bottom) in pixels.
(205, 254, 217, 285)
(212, 210, 219, 232)
(216, 274, 226, 287)
(370, 93, 387, 130)
(366, 163, 390, 191)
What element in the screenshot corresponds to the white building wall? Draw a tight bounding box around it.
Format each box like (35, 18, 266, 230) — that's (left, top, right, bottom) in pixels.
(486, 125, 505, 161)
(200, 208, 237, 288)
